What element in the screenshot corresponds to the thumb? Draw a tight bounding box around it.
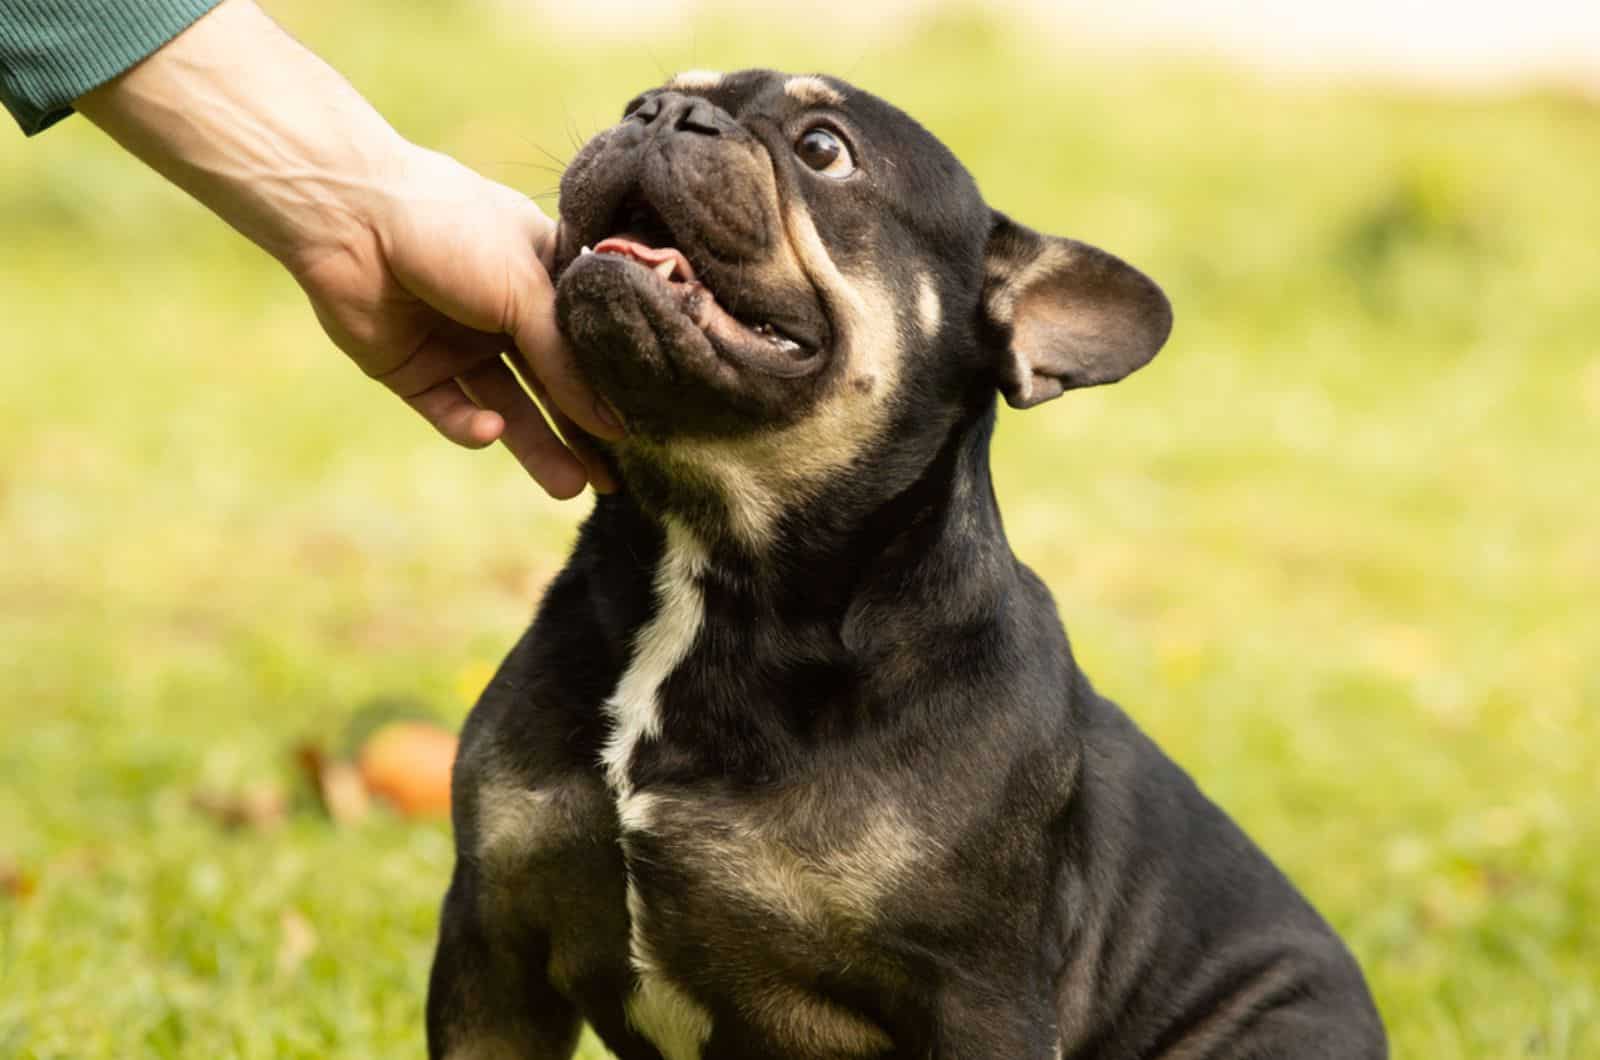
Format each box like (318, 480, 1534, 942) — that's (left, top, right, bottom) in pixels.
(507, 259, 625, 443)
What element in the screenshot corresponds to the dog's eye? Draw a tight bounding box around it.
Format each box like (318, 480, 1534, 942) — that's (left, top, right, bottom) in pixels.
(795, 127, 855, 178)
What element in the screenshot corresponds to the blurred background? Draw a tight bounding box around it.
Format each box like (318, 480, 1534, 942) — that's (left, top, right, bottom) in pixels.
(2, 1, 1597, 1056)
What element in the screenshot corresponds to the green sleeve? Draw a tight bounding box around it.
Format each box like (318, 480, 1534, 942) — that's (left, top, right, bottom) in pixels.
(0, 0, 224, 135)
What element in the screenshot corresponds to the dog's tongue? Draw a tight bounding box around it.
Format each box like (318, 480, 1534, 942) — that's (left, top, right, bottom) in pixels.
(593, 237, 696, 283)
(591, 236, 814, 374)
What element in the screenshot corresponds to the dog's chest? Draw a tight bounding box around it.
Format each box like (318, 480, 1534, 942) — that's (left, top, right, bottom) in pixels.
(586, 523, 919, 1057)
(469, 759, 914, 1059)
(613, 785, 917, 1059)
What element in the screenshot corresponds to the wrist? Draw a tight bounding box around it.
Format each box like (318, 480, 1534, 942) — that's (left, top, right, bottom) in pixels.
(76, 0, 408, 270)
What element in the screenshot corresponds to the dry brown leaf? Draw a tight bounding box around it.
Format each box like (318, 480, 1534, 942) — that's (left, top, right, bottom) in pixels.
(294, 742, 370, 825)
(190, 783, 289, 831)
(1, 858, 37, 901)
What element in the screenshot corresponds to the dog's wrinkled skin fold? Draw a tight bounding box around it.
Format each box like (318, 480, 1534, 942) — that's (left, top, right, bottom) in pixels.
(427, 70, 1387, 1059)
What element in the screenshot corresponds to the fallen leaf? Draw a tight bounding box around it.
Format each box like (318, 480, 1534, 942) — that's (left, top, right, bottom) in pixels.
(295, 742, 370, 825)
(190, 783, 288, 831)
(358, 721, 457, 820)
(1, 858, 37, 901)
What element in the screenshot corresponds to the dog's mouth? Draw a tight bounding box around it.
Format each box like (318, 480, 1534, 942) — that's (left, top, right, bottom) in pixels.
(573, 192, 826, 378)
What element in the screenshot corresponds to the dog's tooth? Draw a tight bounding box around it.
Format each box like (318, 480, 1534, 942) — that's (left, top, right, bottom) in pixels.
(580, 245, 593, 255)
(654, 259, 676, 280)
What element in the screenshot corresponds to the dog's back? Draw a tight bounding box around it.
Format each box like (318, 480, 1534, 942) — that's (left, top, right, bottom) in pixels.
(1055, 691, 1385, 1057)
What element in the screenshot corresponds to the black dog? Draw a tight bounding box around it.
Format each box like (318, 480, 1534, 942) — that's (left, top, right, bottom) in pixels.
(428, 69, 1387, 1059)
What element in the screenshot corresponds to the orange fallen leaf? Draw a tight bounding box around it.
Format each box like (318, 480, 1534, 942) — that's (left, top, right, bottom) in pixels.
(358, 721, 457, 819)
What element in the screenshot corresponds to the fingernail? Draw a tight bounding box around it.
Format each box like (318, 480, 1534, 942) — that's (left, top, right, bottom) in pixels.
(594, 399, 624, 436)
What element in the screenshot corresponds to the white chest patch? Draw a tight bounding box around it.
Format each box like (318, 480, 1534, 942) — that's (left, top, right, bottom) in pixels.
(600, 518, 708, 797)
(601, 519, 715, 1057)
(625, 955, 714, 1060)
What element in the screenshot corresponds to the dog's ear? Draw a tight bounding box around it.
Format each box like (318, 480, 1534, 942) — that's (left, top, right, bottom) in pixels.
(981, 212, 1173, 409)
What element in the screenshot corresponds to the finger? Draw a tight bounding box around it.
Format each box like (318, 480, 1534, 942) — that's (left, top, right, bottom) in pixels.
(546, 407, 618, 495)
(405, 378, 505, 448)
(459, 360, 588, 500)
(375, 326, 505, 399)
(509, 281, 626, 442)
(524, 373, 618, 494)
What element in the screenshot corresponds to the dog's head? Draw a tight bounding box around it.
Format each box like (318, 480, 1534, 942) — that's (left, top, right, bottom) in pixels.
(554, 70, 1171, 540)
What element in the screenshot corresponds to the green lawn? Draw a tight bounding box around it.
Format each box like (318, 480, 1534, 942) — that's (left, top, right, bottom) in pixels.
(2, 3, 1597, 1057)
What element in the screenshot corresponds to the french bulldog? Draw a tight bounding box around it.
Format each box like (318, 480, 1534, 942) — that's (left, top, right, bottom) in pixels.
(427, 69, 1387, 1059)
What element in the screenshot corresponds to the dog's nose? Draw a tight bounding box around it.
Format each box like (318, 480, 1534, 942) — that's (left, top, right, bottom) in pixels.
(631, 92, 725, 137)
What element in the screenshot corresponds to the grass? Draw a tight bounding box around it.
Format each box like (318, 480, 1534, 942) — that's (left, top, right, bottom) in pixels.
(2, 2, 1597, 1057)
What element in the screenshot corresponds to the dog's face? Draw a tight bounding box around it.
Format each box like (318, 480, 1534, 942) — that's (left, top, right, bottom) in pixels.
(554, 70, 1172, 539)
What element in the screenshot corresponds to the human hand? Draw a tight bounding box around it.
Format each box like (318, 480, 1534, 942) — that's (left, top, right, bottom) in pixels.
(289, 144, 622, 498)
(75, 0, 621, 499)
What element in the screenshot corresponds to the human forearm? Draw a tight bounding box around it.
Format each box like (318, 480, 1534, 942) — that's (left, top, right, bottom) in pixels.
(0, 0, 221, 134)
(74, 0, 403, 269)
(68, 0, 616, 495)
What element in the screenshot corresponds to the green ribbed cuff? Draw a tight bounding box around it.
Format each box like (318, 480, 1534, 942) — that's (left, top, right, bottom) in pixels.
(0, 0, 225, 135)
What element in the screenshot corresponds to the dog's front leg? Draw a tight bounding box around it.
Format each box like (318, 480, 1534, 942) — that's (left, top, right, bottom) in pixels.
(426, 865, 581, 1060)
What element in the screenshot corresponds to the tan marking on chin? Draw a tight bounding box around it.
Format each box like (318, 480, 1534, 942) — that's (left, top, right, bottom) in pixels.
(784, 74, 845, 107)
(671, 203, 904, 547)
(670, 69, 723, 90)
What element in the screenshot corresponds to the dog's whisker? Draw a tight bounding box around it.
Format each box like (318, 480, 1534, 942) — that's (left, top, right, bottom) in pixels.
(520, 138, 571, 174)
(482, 160, 565, 177)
